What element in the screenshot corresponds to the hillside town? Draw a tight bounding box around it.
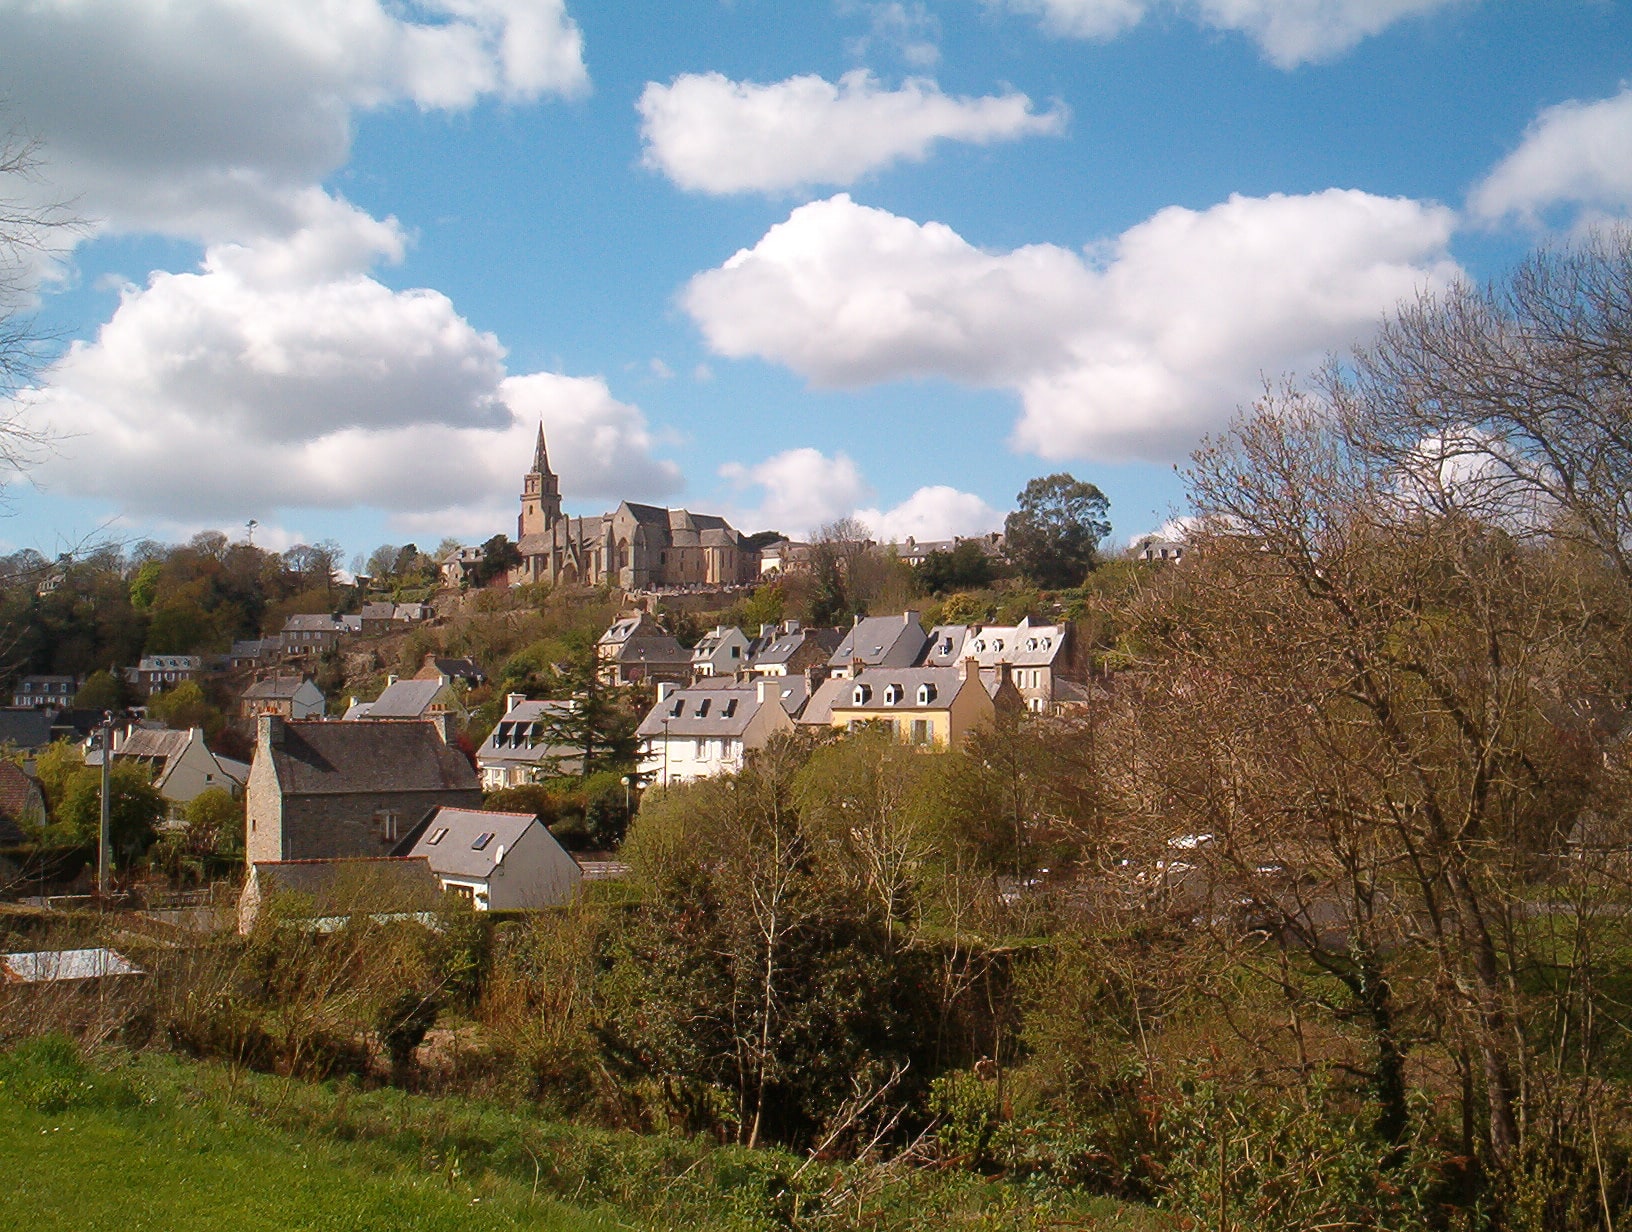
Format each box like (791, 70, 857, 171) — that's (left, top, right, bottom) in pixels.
(5, 3, 1632, 1229)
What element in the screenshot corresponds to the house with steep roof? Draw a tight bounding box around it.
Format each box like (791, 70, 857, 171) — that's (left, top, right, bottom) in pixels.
(11, 676, 78, 710)
(637, 678, 800, 785)
(595, 611, 693, 688)
(241, 675, 326, 720)
(106, 726, 248, 817)
(245, 715, 482, 865)
(408, 807, 582, 910)
(136, 655, 203, 694)
(231, 638, 283, 669)
(920, 617, 1077, 713)
(807, 659, 1002, 749)
(344, 676, 465, 727)
(691, 625, 755, 678)
(280, 614, 349, 658)
(828, 612, 929, 679)
(476, 695, 583, 789)
(747, 621, 842, 678)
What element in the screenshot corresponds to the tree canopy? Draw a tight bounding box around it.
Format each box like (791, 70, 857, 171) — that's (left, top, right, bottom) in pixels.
(1003, 473, 1111, 588)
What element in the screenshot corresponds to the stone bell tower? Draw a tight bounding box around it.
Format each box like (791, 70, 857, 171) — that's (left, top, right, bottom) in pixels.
(518, 422, 562, 539)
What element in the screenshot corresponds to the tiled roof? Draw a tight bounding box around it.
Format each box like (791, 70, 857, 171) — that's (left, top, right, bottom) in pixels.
(0, 761, 42, 843)
(244, 676, 313, 700)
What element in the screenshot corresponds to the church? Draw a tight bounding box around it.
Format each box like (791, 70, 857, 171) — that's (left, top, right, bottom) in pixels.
(510, 425, 758, 591)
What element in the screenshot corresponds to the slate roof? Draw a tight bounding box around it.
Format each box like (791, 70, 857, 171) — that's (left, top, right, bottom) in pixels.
(638, 683, 779, 739)
(264, 719, 478, 796)
(409, 808, 541, 879)
(0, 708, 54, 751)
(479, 700, 582, 772)
(251, 857, 441, 915)
(244, 676, 314, 701)
(812, 666, 971, 718)
(752, 626, 842, 667)
(354, 679, 447, 719)
(831, 613, 927, 668)
(282, 614, 347, 633)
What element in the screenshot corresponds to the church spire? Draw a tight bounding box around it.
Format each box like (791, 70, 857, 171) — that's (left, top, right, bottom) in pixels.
(519, 419, 562, 539)
(533, 421, 552, 476)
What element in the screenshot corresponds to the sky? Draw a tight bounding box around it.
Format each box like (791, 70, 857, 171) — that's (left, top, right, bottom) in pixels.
(1, 0, 1630, 566)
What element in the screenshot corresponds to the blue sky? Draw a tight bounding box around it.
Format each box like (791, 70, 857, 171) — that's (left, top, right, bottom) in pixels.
(2, 0, 1630, 567)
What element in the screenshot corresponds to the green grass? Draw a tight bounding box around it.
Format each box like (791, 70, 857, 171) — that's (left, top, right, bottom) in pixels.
(0, 1038, 607, 1232)
(0, 1037, 1168, 1232)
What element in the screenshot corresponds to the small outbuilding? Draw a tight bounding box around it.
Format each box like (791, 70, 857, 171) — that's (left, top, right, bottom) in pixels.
(407, 807, 582, 911)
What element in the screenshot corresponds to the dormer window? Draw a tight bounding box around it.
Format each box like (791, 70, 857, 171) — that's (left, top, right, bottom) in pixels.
(917, 683, 937, 705)
(853, 683, 871, 705)
(883, 684, 903, 705)
(723, 698, 738, 718)
(973, 640, 985, 652)
(697, 698, 711, 717)
(669, 699, 684, 718)
(939, 638, 953, 655)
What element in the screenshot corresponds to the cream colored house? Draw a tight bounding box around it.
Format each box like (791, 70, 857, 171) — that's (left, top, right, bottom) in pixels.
(811, 660, 1001, 749)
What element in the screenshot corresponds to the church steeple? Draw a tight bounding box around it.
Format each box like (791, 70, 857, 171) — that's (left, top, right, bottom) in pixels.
(519, 420, 562, 540)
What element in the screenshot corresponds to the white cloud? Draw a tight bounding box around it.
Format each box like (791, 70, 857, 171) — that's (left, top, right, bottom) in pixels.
(994, 0, 1471, 67)
(1469, 85, 1632, 225)
(15, 209, 679, 526)
(638, 70, 1065, 195)
(844, 2, 943, 67)
(857, 486, 1004, 542)
(719, 447, 1000, 540)
(684, 191, 1459, 462)
(720, 448, 871, 535)
(0, 0, 587, 243)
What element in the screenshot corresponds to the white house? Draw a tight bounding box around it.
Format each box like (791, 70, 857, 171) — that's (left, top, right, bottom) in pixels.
(475, 695, 584, 789)
(919, 616, 1076, 713)
(637, 678, 800, 785)
(96, 726, 248, 818)
(407, 807, 582, 911)
(690, 625, 755, 678)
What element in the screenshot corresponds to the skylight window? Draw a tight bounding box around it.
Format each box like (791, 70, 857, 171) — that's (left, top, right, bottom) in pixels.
(427, 827, 449, 845)
(472, 832, 494, 851)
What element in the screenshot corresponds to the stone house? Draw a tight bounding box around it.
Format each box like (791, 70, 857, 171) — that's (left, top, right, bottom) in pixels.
(595, 612, 693, 688)
(244, 715, 481, 865)
(240, 675, 326, 720)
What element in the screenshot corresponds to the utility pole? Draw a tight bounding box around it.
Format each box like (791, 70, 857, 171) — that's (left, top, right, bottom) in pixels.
(97, 711, 113, 897)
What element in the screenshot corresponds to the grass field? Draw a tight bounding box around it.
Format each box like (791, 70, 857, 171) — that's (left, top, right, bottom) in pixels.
(0, 1037, 1168, 1232)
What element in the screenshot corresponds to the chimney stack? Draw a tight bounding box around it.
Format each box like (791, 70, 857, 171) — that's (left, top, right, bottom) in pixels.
(656, 681, 677, 703)
(257, 712, 285, 749)
(506, 692, 526, 713)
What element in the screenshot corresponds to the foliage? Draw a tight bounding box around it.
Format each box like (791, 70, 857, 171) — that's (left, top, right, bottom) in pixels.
(56, 761, 164, 866)
(1004, 473, 1111, 589)
(917, 539, 998, 594)
(145, 678, 223, 738)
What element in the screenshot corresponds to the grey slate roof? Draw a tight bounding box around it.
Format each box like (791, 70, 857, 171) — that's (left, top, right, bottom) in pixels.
(831, 613, 927, 668)
(0, 708, 54, 751)
(355, 679, 447, 719)
(409, 808, 539, 879)
(244, 676, 314, 701)
(264, 719, 478, 796)
(638, 683, 770, 738)
(251, 857, 441, 915)
(752, 626, 842, 667)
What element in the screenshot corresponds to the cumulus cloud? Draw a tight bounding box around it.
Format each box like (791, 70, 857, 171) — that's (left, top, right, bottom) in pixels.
(1469, 85, 1632, 226)
(14, 207, 679, 526)
(638, 70, 1065, 195)
(684, 191, 1459, 462)
(857, 486, 1005, 542)
(995, 0, 1471, 67)
(719, 447, 1001, 540)
(0, 0, 587, 242)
